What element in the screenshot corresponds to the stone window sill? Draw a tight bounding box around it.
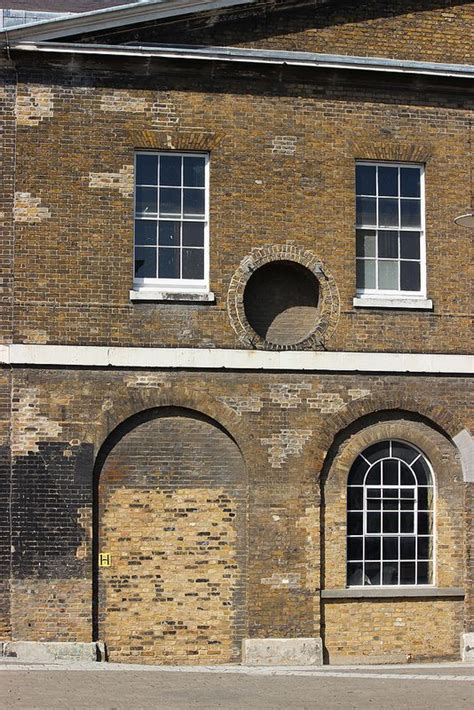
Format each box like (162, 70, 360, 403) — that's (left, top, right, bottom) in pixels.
(353, 296, 433, 310)
(130, 289, 215, 303)
(321, 587, 464, 599)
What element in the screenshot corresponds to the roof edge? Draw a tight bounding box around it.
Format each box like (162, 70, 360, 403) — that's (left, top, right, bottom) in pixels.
(8, 41, 474, 79)
(1, 0, 259, 41)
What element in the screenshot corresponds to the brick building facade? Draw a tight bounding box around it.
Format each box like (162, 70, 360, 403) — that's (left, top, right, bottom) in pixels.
(0, 0, 473, 665)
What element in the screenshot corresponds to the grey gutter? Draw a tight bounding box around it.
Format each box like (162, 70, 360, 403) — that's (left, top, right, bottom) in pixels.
(10, 41, 474, 79)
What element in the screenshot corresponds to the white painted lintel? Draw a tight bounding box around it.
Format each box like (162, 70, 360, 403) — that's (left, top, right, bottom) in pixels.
(1, 345, 472, 374)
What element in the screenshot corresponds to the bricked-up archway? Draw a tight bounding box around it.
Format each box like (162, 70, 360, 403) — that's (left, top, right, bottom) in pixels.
(95, 407, 247, 665)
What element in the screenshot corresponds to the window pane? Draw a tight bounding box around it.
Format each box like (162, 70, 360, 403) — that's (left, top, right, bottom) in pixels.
(378, 166, 398, 197)
(347, 537, 363, 560)
(356, 259, 376, 290)
(365, 537, 380, 560)
(183, 189, 205, 217)
(400, 261, 420, 292)
(160, 155, 181, 186)
(378, 199, 399, 227)
(417, 561, 430, 584)
(136, 187, 157, 215)
(383, 460, 399, 485)
(367, 499, 381, 511)
(418, 487, 429, 510)
(383, 499, 398, 511)
(182, 248, 204, 280)
(347, 562, 363, 586)
(383, 537, 398, 560)
(348, 456, 369, 485)
(136, 154, 158, 185)
(182, 222, 205, 247)
(366, 467, 382, 485)
(400, 231, 420, 259)
(365, 563, 381, 585)
(378, 260, 398, 290)
(401, 199, 421, 227)
(158, 221, 180, 246)
(356, 164, 376, 195)
(348, 512, 363, 535)
(135, 220, 156, 245)
(159, 188, 181, 216)
(383, 562, 398, 585)
(418, 512, 431, 535)
(392, 441, 418, 464)
(367, 513, 381, 533)
(400, 463, 415, 485)
(400, 562, 416, 584)
(383, 512, 398, 533)
(400, 537, 415, 559)
(347, 486, 363, 510)
(134, 247, 156, 278)
(401, 168, 420, 198)
(364, 443, 389, 464)
(378, 230, 398, 258)
(184, 156, 205, 187)
(417, 536, 431, 559)
(356, 230, 376, 257)
(401, 512, 414, 533)
(412, 458, 431, 485)
(356, 197, 376, 225)
(158, 247, 180, 279)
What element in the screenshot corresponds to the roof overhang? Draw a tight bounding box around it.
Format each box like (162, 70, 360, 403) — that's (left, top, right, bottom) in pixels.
(9, 40, 474, 80)
(1, 0, 330, 42)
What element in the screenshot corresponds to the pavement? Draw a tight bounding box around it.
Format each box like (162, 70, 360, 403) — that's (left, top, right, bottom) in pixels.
(1, 661, 473, 709)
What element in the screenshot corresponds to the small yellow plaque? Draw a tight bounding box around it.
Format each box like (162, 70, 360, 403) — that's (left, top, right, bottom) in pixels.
(99, 552, 112, 567)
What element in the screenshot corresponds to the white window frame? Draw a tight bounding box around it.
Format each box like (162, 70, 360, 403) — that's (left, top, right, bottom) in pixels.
(347, 439, 436, 589)
(131, 151, 211, 300)
(354, 161, 429, 308)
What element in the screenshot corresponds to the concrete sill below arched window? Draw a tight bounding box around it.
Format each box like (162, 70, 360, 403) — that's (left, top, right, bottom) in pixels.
(321, 587, 464, 599)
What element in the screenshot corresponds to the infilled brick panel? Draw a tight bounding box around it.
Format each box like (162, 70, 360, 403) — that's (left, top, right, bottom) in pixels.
(98, 414, 247, 664)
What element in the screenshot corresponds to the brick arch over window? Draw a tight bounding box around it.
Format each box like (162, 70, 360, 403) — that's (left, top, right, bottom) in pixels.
(93, 404, 248, 664)
(314, 393, 466, 476)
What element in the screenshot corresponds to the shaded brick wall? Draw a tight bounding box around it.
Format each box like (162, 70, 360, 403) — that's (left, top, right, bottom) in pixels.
(85, 0, 474, 64)
(8, 54, 473, 352)
(324, 599, 464, 663)
(3, 367, 471, 661)
(0, 58, 15, 346)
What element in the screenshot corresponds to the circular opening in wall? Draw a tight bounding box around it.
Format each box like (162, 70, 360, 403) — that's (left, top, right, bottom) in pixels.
(243, 260, 320, 346)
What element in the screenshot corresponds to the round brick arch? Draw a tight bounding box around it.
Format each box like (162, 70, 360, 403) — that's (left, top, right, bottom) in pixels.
(324, 394, 462, 451)
(227, 244, 340, 350)
(311, 392, 467, 478)
(92, 383, 253, 472)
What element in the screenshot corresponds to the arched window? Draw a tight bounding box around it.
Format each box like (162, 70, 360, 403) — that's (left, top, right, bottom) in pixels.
(347, 440, 434, 587)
